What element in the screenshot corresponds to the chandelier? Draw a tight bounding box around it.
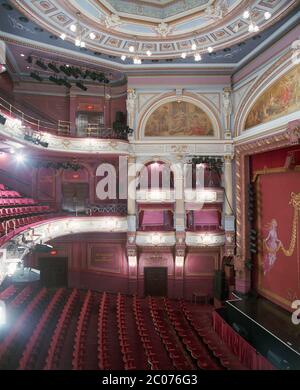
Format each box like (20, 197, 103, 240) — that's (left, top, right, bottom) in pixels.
(120, 37, 152, 65)
(60, 12, 97, 48)
(243, 7, 271, 33)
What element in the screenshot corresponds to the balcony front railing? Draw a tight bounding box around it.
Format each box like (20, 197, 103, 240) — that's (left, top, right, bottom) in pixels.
(0, 96, 128, 140)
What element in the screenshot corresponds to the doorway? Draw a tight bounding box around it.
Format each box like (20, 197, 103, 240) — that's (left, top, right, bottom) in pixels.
(144, 267, 168, 296)
(39, 257, 68, 288)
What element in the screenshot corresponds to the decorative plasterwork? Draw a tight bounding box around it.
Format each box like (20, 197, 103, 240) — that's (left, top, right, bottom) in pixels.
(185, 231, 225, 247)
(136, 189, 175, 203)
(1, 216, 128, 249)
(0, 119, 130, 155)
(136, 231, 176, 247)
(184, 188, 224, 203)
(10, 0, 297, 60)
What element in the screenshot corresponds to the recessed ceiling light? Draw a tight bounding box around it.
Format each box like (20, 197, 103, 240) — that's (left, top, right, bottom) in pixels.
(181, 52, 187, 59)
(243, 10, 250, 19)
(207, 47, 213, 53)
(20, 54, 25, 57)
(129, 45, 135, 53)
(70, 24, 77, 32)
(264, 11, 271, 20)
(89, 32, 96, 40)
(121, 55, 126, 61)
(146, 50, 152, 57)
(60, 33, 66, 40)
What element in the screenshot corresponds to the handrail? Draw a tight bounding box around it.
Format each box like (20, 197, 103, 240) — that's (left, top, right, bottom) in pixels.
(0, 95, 128, 140)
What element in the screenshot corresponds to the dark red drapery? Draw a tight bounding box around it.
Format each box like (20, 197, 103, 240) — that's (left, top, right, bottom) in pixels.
(212, 311, 275, 370)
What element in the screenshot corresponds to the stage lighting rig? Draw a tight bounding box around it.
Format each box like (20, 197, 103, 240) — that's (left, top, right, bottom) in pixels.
(48, 63, 60, 73)
(30, 72, 43, 82)
(0, 114, 6, 125)
(76, 81, 87, 91)
(36, 59, 47, 70)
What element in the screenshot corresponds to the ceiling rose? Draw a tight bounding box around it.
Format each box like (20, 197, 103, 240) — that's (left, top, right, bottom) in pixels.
(10, 0, 298, 61)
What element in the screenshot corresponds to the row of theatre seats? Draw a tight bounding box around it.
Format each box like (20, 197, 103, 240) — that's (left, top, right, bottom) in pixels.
(0, 183, 53, 237)
(0, 285, 246, 370)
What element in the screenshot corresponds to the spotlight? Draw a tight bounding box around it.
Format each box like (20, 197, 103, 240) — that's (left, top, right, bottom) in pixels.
(129, 45, 135, 53)
(191, 42, 197, 51)
(76, 81, 87, 91)
(80, 41, 86, 48)
(48, 63, 60, 73)
(15, 153, 25, 163)
(36, 59, 47, 70)
(264, 11, 271, 20)
(60, 65, 72, 76)
(207, 46, 213, 53)
(20, 53, 25, 57)
(30, 72, 43, 82)
(254, 25, 259, 32)
(89, 32, 96, 40)
(181, 52, 187, 59)
(0, 114, 6, 125)
(75, 39, 81, 47)
(121, 55, 126, 61)
(60, 33, 66, 40)
(0, 64, 6, 74)
(62, 79, 72, 88)
(146, 50, 152, 57)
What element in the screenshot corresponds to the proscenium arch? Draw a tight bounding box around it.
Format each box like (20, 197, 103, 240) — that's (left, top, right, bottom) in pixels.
(137, 93, 221, 140)
(234, 58, 298, 136)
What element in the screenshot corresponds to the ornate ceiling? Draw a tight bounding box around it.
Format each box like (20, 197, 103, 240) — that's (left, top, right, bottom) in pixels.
(7, 0, 298, 62)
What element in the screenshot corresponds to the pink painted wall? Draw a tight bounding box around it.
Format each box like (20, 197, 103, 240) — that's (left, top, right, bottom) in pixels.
(0, 155, 125, 210)
(0, 72, 13, 94)
(25, 233, 219, 299)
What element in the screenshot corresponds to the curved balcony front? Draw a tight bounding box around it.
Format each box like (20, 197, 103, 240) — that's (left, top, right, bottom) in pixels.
(0, 97, 130, 155)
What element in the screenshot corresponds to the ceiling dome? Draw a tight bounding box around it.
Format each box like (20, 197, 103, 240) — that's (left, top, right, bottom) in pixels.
(9, 0, 298, 62)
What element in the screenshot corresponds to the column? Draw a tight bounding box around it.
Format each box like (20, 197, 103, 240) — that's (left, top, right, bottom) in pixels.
(224, 155, 233, 216)
(127, 156, 136, 231)
(174, 162, 185, 231)
(127, 155, 137, 295)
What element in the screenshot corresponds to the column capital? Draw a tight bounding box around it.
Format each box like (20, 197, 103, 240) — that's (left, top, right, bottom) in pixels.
(224, 154, 234, 162)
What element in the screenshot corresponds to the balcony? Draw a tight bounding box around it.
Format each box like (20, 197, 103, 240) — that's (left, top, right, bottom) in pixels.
(136, 189, 175, 203)
(185, 230, 225, 247)
(0, 96, 130, 140)
(185, 188, 224, 203)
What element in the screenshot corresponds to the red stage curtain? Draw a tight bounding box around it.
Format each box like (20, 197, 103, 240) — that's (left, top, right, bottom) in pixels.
(212, 311, 275, 370)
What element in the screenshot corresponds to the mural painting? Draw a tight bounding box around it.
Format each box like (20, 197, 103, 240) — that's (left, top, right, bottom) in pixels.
(145, 101, 214, 136)
(245, 65, 300, 129)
